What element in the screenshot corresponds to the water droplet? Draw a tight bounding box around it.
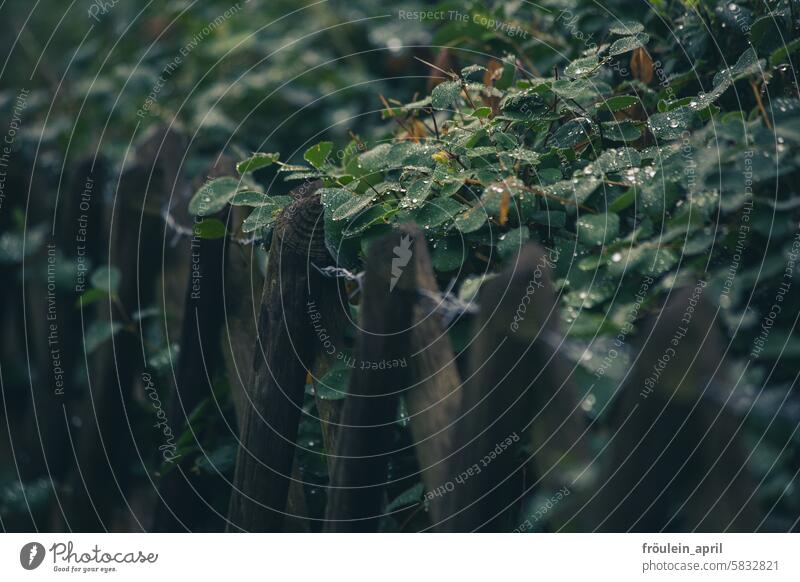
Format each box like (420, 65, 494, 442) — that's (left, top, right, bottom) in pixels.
(581, 394, 596, 412)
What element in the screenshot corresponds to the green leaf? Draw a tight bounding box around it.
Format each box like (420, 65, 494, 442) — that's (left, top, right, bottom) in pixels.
(470, 106, 492, 118)
(564, 56, 599, 78)
(405, 198, 463, 229)
(602, 120, 643, 142)
(304, 141, 334, 169)
(712, 47, 762, 87)
(193, 218, 227, 239)
(341, 205, 388, 238)
(648, 107, 694, 140)
(385, 482, 424, 512)
(438, 178, 465, 198)
(189, 177, 242, 216)
(331, 193, 375, 221)
(76, 287, 108, 308)
(277, 163, 312, 173)
(357, 143, 393, 173)
(577, 213, 619, 246)
(597, 95, 639, 112)
(497, 226, 530, 258)
(608, 33, 649, 57)
(770, 37, 800, 67)
(551, 117, 597, 148)
(492, 131, 518, 149)
(506, 149, 540, 166)
(236, 152, 279, 174)
(399, 179, 434, 209)
(320, 188, 361, 267)
(545, 176, 601, 204)
(609, 20, 644, 35)
(432, 237, 466, 272)
(552, 78, 605, 101)
(608, 188, 636, 212)
(431, 80, 461, 109)
(90, 265, 120, 294)
(84, 319, 124, 354)
(229, 190, 271, 206)
(314, 364, 350, 400)
(454, 205, 488, 233)
(241, 196, 293, 233)
(638, 247, 678, 276)
(592, 147, 642, 174)
(529, 210, 566, 228)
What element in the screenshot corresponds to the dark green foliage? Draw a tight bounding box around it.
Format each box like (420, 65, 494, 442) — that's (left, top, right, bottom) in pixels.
(2, 0, 799, 532)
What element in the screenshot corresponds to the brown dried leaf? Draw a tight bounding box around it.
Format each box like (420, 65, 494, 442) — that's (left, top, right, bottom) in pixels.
(631, 48, 654, 85)
(483, 60, 504, 88)
(499, 190, 511, 226)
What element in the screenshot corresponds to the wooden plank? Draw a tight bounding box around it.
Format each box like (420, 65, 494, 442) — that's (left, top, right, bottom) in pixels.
(62, 126, 183, 531)
(221, 204, 263, 429)
(438, 243, 587, 531)
(400, 227, 463, 526)
(324, 227, 418, 532)
(152, 156, 235, 532)
(585, 284, 760, 532)
(226, 183, 338, 532)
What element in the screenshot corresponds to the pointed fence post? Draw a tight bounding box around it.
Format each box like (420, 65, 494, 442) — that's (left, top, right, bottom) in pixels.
(226, 181, 339, 532)
(438, 244, 589, 532)
(324, 226, 420, 532)
(587, 284, 760, 532)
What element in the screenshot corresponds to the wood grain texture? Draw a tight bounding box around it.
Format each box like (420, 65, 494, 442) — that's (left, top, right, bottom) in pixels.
(438, 243, 587, 532)
(324, 227, 418, 532)
(401, 227, 464, 526)
(589, 285, 760, 532)
(226, 182, 338, 532)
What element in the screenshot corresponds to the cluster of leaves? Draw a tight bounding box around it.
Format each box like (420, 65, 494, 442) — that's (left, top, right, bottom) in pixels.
(193, 0, 800, 528)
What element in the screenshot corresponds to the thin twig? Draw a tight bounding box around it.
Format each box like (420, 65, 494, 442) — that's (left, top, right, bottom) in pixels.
(750, 79, 772, 129)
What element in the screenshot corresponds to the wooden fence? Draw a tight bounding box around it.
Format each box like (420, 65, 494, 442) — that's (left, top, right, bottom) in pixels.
(1, 127, 762, 532)
(223, 181, 760, 533)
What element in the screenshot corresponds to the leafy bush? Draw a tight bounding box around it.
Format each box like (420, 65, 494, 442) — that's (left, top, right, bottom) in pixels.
(190, 0, 800, 528)
(3, 0, 799, 531)
(204, 0, 799, 376)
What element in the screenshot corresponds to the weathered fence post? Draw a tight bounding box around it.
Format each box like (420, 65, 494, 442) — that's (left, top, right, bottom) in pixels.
(438, 243, 588, 532)
(226, 181, 339, 532)
(63, 125, 183, 531)
(587, 285, 760, 532)
(221, 204, 264, 429)
(324, 227, 420, 532)
(398, 228, 464, 526)
(153, 155, 235, 532)
(309, 301, 349, 476)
